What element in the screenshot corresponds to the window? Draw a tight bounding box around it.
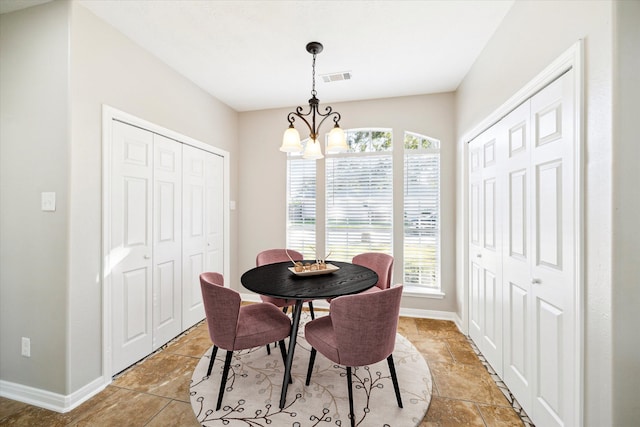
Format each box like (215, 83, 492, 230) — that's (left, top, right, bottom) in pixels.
(286, 145, 316, 258)
(404, 132, 440, 291)
(325, 129, 393, 261)
(286, 128, 442, 294)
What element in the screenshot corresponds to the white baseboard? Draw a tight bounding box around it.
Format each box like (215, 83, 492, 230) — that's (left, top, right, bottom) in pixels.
(240, 292, 465, 333)
(0, 376, 108, 413)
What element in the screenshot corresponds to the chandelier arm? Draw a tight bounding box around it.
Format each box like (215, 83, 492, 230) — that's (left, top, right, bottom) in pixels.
(287, 111, 315, 138)
(315, 111, 342, 133)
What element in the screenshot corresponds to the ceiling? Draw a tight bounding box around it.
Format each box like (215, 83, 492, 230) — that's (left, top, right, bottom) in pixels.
(3, 0, 514, 112)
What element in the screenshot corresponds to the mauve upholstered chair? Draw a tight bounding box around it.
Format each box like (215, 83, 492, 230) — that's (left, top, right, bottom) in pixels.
(326, 252, 394, 303)
(352, 252, 393, 292)
(199, 272, 292, 410)
(256, 249, 315, 319)
(305, 285, 404, 427)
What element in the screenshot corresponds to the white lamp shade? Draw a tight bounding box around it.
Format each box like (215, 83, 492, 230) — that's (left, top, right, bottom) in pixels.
(327, 126, 348, 153)
(302, 138, 324, 159)
(280, 127, 302, 152)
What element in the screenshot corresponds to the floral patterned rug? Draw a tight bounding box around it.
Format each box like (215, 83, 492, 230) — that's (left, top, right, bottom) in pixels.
(190, 312, 432, 426)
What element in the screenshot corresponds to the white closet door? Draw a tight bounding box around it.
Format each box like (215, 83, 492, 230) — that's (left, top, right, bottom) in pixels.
(182, 144, 223, 328)
(468, 125, 503, 376)
(205, 153, 224, 274)
(529, 71, 576, 427)
(152, 134, 183, 348)
(502, 101, 534, 409)
(111, 121, 154, 374)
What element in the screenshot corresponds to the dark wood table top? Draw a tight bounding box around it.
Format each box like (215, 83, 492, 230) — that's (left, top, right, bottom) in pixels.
(241, 260, 378, 300)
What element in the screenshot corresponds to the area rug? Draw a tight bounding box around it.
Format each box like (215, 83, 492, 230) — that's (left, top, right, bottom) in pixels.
(190, 312, 432, 426)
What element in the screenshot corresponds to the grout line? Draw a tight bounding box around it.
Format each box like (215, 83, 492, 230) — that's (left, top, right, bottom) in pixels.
(465, 336, 536, 427)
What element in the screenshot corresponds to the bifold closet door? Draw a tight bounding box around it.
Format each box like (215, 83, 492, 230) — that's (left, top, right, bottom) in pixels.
(111, 121, 154, 374)
(469, 69, 577, 427)
(152, 134, 183, 348)
(181, 144, 224, 328)
(468, 125, 503, 377)
(526, 71, 576, 427)
(502, 72, 577, 427)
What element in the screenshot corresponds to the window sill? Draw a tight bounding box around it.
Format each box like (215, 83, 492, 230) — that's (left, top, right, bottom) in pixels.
(402, 286, 445, 299)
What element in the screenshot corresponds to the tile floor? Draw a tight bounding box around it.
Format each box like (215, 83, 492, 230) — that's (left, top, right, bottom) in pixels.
(0, 312, 531, 426)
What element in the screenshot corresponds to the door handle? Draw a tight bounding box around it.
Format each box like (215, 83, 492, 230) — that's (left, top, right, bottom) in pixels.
(476, 254, 482, 258)
(144, 255, 151, 259)
(532, 278, 541, 284)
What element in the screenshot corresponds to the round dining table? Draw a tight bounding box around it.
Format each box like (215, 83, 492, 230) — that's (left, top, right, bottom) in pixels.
(241, 260, 378, 408)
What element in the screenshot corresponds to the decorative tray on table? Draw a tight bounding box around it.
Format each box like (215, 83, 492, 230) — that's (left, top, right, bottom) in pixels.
(288, 263, 340, 276)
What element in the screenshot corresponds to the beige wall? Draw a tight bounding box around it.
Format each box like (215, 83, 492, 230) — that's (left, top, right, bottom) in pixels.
(0, 0, 239, 398)
(455, 0, 625, 425)
(238, 93, 457, 313)
(612, 1, 640, 424)
(0, 0, 70, 395)
(68, 2, 238, 392)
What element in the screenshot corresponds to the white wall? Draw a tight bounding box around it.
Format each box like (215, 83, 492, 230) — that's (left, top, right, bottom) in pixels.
(455, 1, 617, 425)
(0, 0, 70, 395)
(238, 93, 457, 313)
(1, 0, 239, 401)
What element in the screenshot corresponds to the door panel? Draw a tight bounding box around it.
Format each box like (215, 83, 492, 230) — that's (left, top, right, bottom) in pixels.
(182, 145, 223, 328)
(111, 121, 153, 374)
(468, 127, 503, 376)
(529, 71, 575, 427)
(152, 135, 182, 348)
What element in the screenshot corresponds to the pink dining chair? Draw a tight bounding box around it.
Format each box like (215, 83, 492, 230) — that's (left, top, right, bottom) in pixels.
(326, 252, 393, 303)
(256, 249, 315, 319)
(305, 285, 404, 427)
(352, 252, 393, 292)
(199, 272, 292, 410)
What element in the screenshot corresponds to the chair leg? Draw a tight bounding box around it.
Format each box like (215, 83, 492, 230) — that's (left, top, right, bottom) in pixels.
(216, 350, 233, 410)
(266, 343, 271, 355)
(308, 301, 315, 319)
(278, 339, 287, 364)
(347, 366, 355, 427)
(387, 354, 403, 408)
(207, 345, 218, 376)
(305, 348, 317, 386)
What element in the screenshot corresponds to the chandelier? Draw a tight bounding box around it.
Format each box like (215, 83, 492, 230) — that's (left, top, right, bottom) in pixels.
(279, 42, 348, 159)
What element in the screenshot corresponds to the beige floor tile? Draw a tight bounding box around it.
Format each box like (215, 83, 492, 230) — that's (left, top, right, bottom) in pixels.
(478, 403, 525, 426)
(0, 404, 72, 426)
(0, 397, 30, 420)
(430, 361, 510, 407)
(414, 336, 455, 365)
(447, 338, 484, 366)
(67, 388, 169, 426)
(145, 400, 201, 427)
(422, 396, 486, 427)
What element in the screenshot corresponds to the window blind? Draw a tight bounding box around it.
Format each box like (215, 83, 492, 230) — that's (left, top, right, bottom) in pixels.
(286, 157, 316, 258)
(404, 139, 440, 290)
(326, 153, 393, 261)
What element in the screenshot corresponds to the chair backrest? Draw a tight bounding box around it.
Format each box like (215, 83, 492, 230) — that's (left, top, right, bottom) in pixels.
(329, 285, 403, 366)
(256, 248, 303, 266)
(352, 252, 394, 290)
(199, 272, 241, 350)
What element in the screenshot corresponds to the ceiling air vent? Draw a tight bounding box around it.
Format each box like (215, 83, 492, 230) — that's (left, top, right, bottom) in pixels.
(320, 71, 352, 83)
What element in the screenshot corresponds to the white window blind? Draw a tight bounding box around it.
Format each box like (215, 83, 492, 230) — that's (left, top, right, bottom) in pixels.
(404, 132, 440, 290)
(326, 129, 393, 261)
(286, 155, 316, 258)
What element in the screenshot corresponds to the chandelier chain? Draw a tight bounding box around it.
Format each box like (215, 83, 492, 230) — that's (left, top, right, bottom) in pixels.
(311, 52, 317, 97)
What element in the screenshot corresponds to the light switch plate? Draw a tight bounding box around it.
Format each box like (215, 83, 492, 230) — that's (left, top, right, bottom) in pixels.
(41, 192, 56, 211)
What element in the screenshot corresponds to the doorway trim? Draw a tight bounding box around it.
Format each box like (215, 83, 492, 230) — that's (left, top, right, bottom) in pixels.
(100, 104, 230, 385)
